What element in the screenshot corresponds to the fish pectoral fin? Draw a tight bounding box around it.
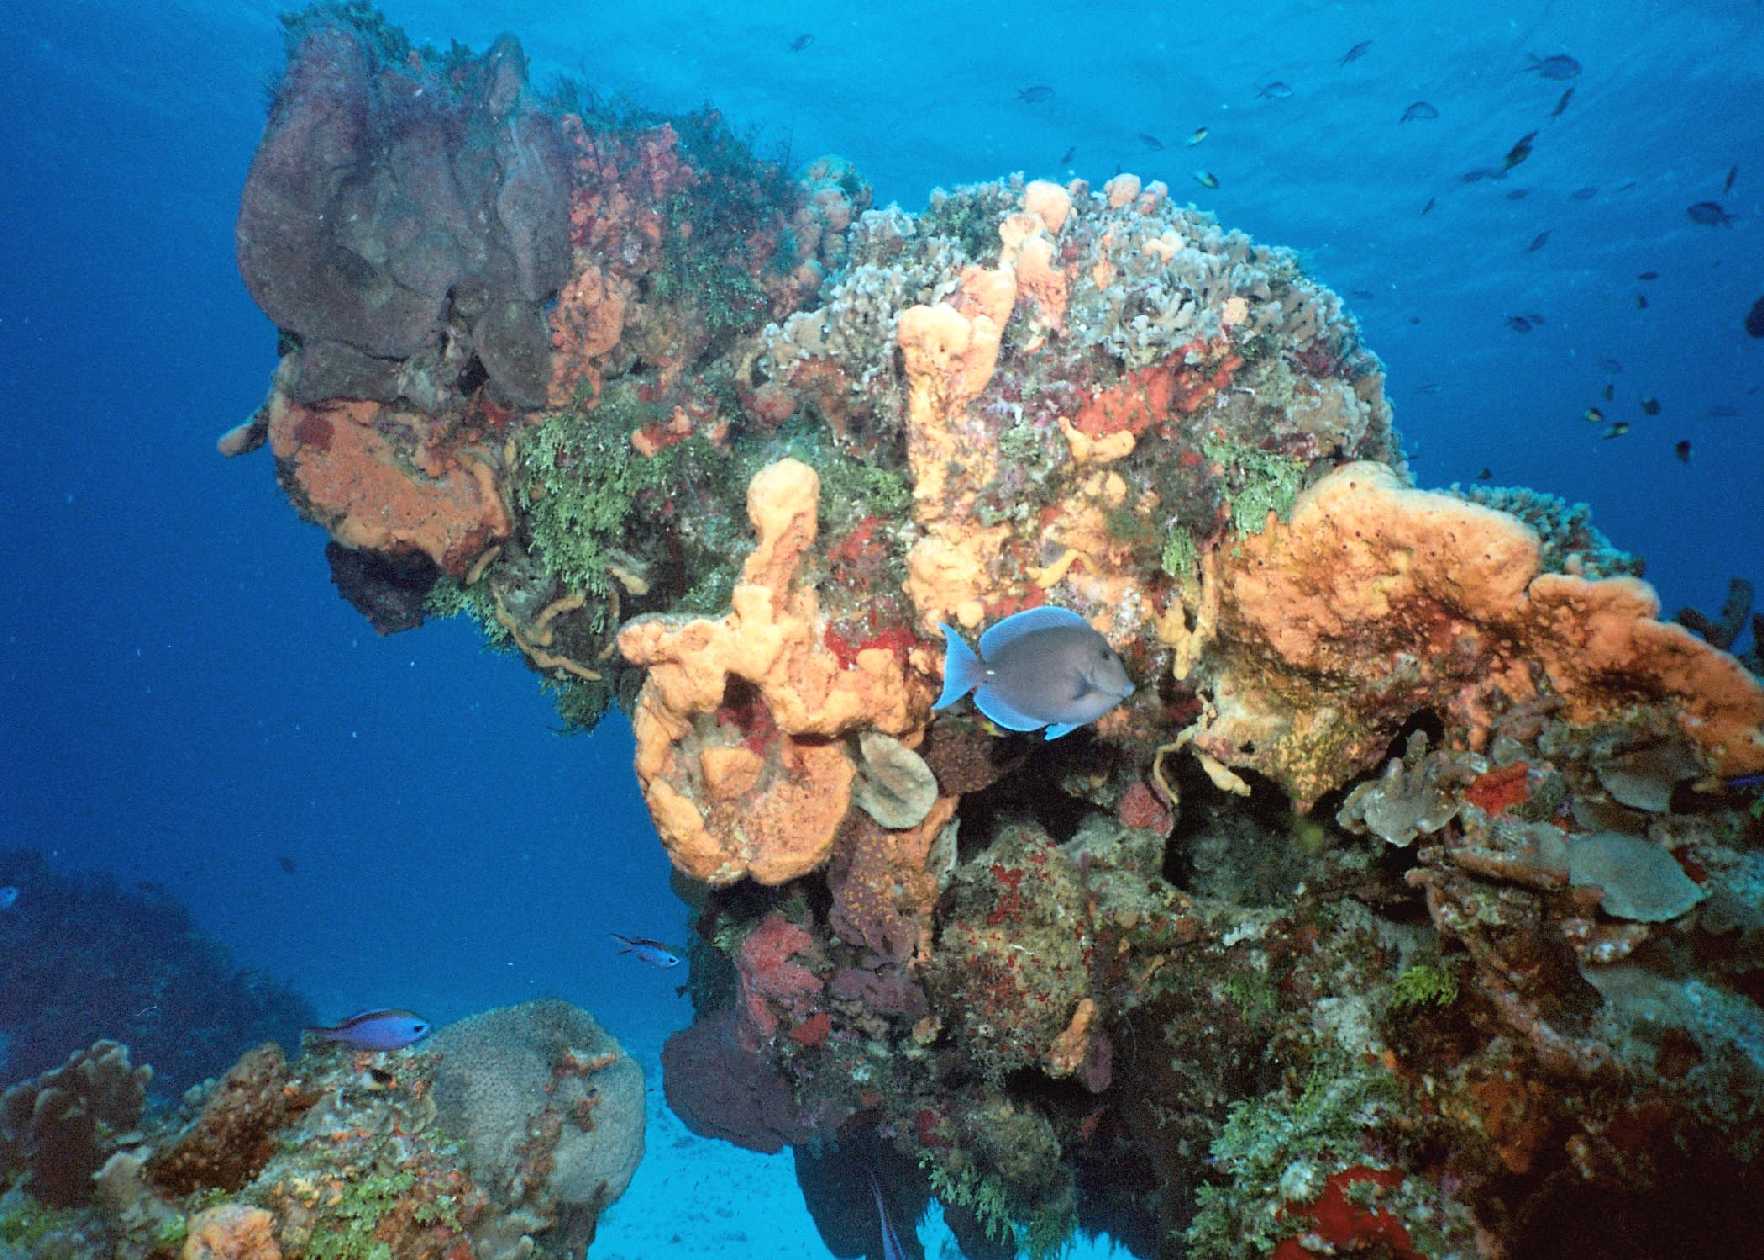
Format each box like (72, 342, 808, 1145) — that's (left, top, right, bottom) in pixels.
(1044, 721, 1081, 740)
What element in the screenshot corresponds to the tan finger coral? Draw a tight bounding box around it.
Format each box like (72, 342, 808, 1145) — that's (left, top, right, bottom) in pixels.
(1192, 461, 1764, 807)
(618, 459, 930, 884)
(183, 1205, 281, 1260)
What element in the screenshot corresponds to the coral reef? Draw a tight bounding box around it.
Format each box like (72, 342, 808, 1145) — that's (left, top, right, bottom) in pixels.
(0, 1041, 151, 1207)
(0, 1000, 639, 1260)
(226, 9, 1764, 1257)
(427, 999, 644, 1259)
(0, 849, 315, 1096)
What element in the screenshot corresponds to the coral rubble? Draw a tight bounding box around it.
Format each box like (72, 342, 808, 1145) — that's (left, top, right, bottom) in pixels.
(218, 8, 1764, 1256)
(1, 1000, 640, 1260)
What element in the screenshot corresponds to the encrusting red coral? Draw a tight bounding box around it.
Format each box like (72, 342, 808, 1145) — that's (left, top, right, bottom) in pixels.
(736, 913, 825, 1044)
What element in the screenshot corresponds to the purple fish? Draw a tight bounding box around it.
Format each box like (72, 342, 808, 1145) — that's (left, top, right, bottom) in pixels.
(870, 1172, 907, 1260)
(610, 933, 682, 968)
(304, 1009, 431, 1051)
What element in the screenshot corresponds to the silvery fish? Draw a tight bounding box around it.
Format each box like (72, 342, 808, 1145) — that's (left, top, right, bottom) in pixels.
(303, 1008, 431, 1050)
(935, 606, 1134, 740)
(0, 886, 18, 911)
(610, 933, 682, 968)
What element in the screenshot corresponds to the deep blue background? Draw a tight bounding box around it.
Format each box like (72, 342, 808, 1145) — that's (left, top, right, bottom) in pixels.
(2, 0, 1760, 1069)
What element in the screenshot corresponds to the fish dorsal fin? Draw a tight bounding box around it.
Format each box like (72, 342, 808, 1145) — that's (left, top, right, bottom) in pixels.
(336, 1008, 400, 1027)
(979, 605, 1087, 657)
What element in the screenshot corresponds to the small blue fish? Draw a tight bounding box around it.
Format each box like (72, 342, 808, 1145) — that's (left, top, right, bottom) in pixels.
(1725, 773, 1764, 791)
(303, 1009, 431, 1051)
(0, 886, 17, 911)
(870, 1172, 907, 1260)
(935, 606, 1134, 740)
(610, 933, 682, 968)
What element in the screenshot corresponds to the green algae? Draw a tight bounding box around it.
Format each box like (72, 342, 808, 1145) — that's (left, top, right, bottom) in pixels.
(1390, 960, 1461, 1011)
(1201, 435, 1306, 537)
(1185, 1054, 1402, 1257)
(305, 1170, 416, 1260)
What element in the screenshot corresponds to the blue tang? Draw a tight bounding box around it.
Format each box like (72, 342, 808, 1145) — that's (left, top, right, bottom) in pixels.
(935, 606, 1135, 739)
(610, 932, 682, 968)
(303, 1009, 431, 1051)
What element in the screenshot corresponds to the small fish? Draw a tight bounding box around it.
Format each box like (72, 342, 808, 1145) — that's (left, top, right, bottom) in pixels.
(1749, 296, 1764, 338)
(277, 855, 297, 875)
(1603, 384, 1615, 401)
(871, 1172, 907, 1260)
(1504, 131, 1537, 171)
(1059, 144, 1077, 165)
(1257, 80, 1293, 99)
(1507, 189, 1531, 201)
(1139, 132, 1166, 151)
(1550, 87, 1575, 118)
(1421, 197, 1436, 216)
(1584, 407, 1605, 423)
(1640, 397, 1661, 415)
(1602, 421, 1630, 439)
(1723, 772, 1764, 791)
(610, 932, 683, 968)
(935, 607, 1134, 740)
(1525, 53, 1582, 81)
(1399, 100, 1439, 123)
(1570, 186, 1599, 200)
(1598, 357, 1624, 373)
(1462, 167, 1507, 183)
(1687, 201, 1736, 226)
(0, 886, 17, 911)
(304, 1009, 431, 1051)
(1193, 170, 1220, 189)
(1506, 315, 1536, 333)
(1723, 164, 1738, 194)
(1637, 271, 1659, 281)
(1349, 288, 1375, 301)
(1416, 382, 1443, 394)
(1635, 293, 1648, 310)
(1476, 467, 1493, 481)
(1018, 85, 1054, 104)
(1339, 40, 1373, 66)
(787, 33, 814, 53)
(1674, 440, 1692, 463)
(1186, 127, 1209, 146)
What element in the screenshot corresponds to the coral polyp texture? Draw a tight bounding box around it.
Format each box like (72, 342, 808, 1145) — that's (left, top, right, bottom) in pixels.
(200, 8, 1764, 1257)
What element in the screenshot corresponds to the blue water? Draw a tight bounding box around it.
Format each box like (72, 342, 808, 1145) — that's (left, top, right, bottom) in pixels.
(1, 0, 1760, 1254)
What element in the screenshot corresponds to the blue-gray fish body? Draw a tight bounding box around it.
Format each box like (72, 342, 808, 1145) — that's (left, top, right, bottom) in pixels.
(935, 606, 1134, 739)
(0, 886, 17, 911)
(304, 1008, 431, 1051)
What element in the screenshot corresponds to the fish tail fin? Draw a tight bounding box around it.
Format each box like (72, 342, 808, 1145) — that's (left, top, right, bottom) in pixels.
(933, 624, 983, 710)
(609, 932, 633, 952)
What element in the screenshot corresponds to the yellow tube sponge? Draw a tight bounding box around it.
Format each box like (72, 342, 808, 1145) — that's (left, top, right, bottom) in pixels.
(1192, 462, 1764, 808)
(618, 459, 930, 884)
